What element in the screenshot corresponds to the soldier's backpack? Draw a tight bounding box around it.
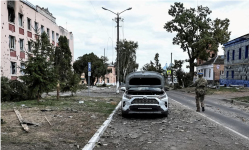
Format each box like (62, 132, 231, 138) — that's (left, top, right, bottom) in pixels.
(197, 78, 207, 87)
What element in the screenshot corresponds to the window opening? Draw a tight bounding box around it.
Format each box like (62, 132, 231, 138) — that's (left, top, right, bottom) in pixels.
(226, 71, 229, 78)
(20, 39, 24, 51)
(232, 50, 235, 60)
(232, 71, 234, 79)
(41, 25, 44, 33)
(10, 62, 16, 74)
(52, 31, 54, 40)
(47, 28, 50, 37)
(239, 48, 241, 59)
(246, 46, 248, 59)
(19, 13, 23, 27)
(8, 7, 15, 23)
(27, 18, 31, 30)
(9, 35, 15, 50)
(21, 63, 25, 75)
(227, 50, 229, 62)
(34, 21, 38, 32)
(28, 41, 31, 52)
(209, 69, 211, 78)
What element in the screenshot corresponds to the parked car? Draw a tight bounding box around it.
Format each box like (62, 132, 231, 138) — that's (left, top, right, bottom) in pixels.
(121, 71, 169, 117)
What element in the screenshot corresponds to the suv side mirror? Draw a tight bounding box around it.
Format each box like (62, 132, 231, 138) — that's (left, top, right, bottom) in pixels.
(120, 87, 126, 92)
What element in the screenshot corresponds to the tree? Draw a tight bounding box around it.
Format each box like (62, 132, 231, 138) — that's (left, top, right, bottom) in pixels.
(115, 39, 139, 83)
(164, 2, 230, 80)
(20, 32, 57, 102)
(54, 36, 72, 100)
(142, 53, 163, 73)
(73, 53, 107, 86)
(60, 71, 81, 96)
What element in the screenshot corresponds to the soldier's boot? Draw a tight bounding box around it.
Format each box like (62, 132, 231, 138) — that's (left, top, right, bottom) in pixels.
(202, 107, 205, 112)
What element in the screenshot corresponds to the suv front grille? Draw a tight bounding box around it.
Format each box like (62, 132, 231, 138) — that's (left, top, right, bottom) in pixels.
(131, 98, 159, 104)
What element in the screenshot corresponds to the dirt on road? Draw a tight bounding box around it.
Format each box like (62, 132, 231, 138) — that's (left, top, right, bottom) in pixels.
(95, 99, 249, 150)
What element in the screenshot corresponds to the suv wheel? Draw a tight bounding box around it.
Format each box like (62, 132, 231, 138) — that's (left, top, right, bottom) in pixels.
(121, 110, 128, 118)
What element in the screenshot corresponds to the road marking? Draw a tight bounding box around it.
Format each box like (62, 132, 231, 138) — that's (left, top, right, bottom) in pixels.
(82, 102, 121, 150)
(170, 98, 249, 141)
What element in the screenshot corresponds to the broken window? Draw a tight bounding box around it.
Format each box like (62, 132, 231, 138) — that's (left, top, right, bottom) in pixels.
(47, 28, 50, 37)
(27, 18, 31, 30)
(232, 71, 234, 79)
(107, 78, 109, 83)
(8, 7, 15, 23)
(239, 48, 241, 59)
(41, 25, 44, 33)
(34, 21, 38, 32)
(52, 31, 54, 40)
(9, 35, 15, 50)
(20, 63, 25, 75)
(28, 41, 31, 52)
(19, 13, 23, 27)
(10, 62, 16, 74)
(227, 50, 229, 62)
(232, 50, 235, 60)
(56, 33, 59, 43)
(212, 53, 215, 58)
(246, 46, 248, 59)
(20, 39, 24, 51)
(226, 71, 229, 78)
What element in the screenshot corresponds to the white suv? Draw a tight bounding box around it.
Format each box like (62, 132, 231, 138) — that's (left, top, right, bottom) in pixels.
(121, 71, 169, 117)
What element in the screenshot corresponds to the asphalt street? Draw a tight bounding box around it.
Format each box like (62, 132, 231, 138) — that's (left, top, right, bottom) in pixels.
(167, 90, 249, 138)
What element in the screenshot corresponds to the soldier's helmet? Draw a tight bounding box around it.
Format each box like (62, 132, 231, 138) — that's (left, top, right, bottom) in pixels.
(198, 72, 203, 77)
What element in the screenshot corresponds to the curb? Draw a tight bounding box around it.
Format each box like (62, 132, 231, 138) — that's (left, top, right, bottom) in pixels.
(219, 98, 249, 107)
(82, 102, 121, 150)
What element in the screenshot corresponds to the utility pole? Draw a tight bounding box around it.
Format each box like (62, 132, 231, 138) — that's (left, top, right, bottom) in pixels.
(104, 48, 105, 84)
(102, 7, 132, 93)
(171, 52, 173, 84)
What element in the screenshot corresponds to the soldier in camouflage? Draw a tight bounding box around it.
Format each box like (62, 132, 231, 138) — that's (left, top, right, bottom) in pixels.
(191, 72, 208, 112)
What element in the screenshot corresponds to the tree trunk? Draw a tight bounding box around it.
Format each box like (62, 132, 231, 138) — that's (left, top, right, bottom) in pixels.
(189, 59, 195, 81)
(37, 91, 40, 102)
(57, 82, 60, 100)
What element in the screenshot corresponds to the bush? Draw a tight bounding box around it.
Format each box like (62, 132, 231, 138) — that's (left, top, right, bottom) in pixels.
(1, 77, 33, 102)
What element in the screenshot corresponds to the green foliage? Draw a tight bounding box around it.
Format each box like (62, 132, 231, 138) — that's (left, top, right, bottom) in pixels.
(1, 77, 32, 101)
(54, 36, 72, 82)
(73, 53, 107, 86)
(20, 32, 58, 101)
(142, 53, 163, 73)
(164, 2, 230, 79)
(116, 39, 139, 83)
(61, 71, 81, 96)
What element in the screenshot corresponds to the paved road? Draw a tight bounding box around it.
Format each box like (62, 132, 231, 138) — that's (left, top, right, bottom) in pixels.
(167, 90, 249, 138)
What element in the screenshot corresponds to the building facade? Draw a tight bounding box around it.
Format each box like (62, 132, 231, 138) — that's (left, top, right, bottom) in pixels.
(197, 55, 224, 84)
(79, 64, 116, 86)
(220, 34, 249, 87)
(1, 0, 74, 80)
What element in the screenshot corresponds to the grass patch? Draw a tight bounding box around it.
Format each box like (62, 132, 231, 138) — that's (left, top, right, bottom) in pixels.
(1, 96, 119, 115)
(232, 96, 249, 103)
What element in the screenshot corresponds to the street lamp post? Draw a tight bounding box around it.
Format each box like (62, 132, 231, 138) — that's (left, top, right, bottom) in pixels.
(102, 7, 132, 93)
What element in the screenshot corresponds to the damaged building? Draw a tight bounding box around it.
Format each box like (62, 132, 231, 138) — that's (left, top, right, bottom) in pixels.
(1, 0, 74, 80)
(220, 33, 249, 87)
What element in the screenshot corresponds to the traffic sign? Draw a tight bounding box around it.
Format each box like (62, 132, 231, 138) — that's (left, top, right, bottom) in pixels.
(88, 62, 91, 72)
(167, 70, 171, 75)
(88, 72, 91, 76)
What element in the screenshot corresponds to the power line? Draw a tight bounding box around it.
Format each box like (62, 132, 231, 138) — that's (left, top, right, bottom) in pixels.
(88, 0, 110, 38)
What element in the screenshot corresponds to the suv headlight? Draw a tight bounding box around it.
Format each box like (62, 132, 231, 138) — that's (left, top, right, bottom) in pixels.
(124, 93, 132, 99)
(158, 94, 167, 100)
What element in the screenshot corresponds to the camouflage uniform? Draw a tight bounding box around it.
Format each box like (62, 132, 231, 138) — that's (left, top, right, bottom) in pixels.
(191, 74, 208, 112)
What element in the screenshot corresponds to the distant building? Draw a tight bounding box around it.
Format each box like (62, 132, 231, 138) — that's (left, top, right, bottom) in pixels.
(1, 0, 74, 80)
(196, 55, 224, 84)
(80, 64, 116, 86)
(220, 34, 249, 87)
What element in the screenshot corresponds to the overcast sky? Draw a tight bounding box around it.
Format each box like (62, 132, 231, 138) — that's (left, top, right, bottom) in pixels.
(29, 0, 249, 72)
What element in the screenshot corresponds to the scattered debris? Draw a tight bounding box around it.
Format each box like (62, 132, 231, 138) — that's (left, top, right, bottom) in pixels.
(79, 101, 84, 104)
(44, 116, 52, 126)
(41, 109, 53, 112)
(22, 120, 39, 126)
(14, 109, 29, 132)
